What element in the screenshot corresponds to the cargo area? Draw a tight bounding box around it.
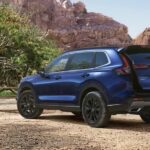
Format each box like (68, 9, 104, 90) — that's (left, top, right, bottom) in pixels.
(119, 45, 150, 94)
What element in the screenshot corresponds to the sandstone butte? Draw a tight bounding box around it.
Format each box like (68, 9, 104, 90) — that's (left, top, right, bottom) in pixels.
(134, 28, 150, 45)
(0, 0, 149, 49)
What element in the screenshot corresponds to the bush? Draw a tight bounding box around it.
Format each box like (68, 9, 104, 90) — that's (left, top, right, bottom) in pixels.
(0, 5, 60, 87)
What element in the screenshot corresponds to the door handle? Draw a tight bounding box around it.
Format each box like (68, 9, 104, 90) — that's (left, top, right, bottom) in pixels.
(81, 73, 90, 78)
(55, 75, 61, 80)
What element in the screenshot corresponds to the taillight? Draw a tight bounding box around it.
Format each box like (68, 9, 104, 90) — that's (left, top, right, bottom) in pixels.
(115, 67, 131, 75)
(115, 54, 131, 75)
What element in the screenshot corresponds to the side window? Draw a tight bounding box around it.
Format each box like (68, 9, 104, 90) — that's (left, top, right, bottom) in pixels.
(45, 55, 70, 73)
(95, 52, 109, 67)
(67, 52, 95, 70)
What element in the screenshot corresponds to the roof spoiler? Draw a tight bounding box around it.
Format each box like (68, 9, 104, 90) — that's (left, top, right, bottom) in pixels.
(118, 45, 150, 53)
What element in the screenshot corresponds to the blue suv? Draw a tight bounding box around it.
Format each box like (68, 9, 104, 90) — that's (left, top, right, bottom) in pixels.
(17, 45, 150, 127)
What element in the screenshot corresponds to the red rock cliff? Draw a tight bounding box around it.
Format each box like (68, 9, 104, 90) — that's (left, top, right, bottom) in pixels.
(134, 28, 150, 45)
(0, 0, 132, 49)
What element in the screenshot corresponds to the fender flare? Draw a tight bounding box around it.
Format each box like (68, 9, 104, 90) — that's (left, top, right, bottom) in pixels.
(17, 82, 38, 102)
(77, 80, 110, 106)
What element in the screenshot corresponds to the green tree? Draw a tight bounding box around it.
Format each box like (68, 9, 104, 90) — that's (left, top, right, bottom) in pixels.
(0, 5, 60, 87)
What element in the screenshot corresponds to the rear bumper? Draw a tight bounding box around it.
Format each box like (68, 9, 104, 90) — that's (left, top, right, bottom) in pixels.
(108, 97, 150, 114)
(130, 101, 150, 108)
(130, 96, 150, 109)
(108, 100, 132, 114)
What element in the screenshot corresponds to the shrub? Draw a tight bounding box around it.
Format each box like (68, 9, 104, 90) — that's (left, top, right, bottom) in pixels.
(0, 5, 60, 87)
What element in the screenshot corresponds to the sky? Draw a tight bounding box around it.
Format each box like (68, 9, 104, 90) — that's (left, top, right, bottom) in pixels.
(71, 0, 150, 38)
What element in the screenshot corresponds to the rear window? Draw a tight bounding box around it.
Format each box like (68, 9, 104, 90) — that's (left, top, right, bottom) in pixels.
(128, 53, 150, 64)
(95, 52, 109, 67)
(124, 46, 150, 65)
(67, 52, 95, 70)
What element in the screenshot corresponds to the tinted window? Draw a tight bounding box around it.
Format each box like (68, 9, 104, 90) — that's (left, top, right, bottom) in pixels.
(125, 47, 150, 64)
(45, 55, 70, 73)
(95, 52, 108, 67)
(67, 52, 94, 70)
(128, 53, 150, 64)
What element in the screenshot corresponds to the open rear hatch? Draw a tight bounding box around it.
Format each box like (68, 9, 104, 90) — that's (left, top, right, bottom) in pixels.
(118, 45, 150, 93)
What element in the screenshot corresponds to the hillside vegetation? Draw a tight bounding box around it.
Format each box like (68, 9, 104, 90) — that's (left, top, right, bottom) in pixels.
(0, 5, 60, 88)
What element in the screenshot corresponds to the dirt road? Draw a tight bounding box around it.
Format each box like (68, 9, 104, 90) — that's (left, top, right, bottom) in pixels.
(0, 98, 150, 150)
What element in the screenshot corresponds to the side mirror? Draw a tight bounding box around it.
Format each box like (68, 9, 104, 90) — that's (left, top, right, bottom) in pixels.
(37, 68, 49, 78)
(37, 71, 45, 78)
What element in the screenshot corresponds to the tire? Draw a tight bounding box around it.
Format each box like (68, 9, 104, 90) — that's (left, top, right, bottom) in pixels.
(82, 91, 110, 128)
(140, 107, 150, 123)
(17, 90, 43, 119)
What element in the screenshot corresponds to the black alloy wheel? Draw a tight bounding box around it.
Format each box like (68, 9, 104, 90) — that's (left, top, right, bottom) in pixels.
(82, 91, 110, 128)
(17, 90, 43, 119)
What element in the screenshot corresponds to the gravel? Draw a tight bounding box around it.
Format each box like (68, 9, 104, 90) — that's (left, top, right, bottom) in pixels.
(0, 98, 150, 150)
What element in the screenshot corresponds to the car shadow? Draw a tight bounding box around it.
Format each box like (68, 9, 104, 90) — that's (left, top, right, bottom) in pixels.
(109, 118, 150, 132)
(40, 115, 84, 125)
(1, 108, 150, 133)
(0, 109, 18, 114)
(39, 114, 150, 132)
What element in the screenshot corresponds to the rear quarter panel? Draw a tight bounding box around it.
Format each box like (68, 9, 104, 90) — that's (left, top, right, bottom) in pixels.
(92, 49, 134, 104)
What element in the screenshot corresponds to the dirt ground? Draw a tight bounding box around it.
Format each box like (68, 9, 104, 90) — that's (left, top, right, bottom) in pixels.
(0, 98, 150, 150)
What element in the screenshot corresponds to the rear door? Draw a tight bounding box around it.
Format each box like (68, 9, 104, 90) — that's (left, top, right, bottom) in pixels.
(125, 46, 150, 90)
(58, 51, 95, 103)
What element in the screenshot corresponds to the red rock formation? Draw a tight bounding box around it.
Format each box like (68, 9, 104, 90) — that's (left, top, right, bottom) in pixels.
(0, 0, 132, 49)
(134, 28, 150, 45)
